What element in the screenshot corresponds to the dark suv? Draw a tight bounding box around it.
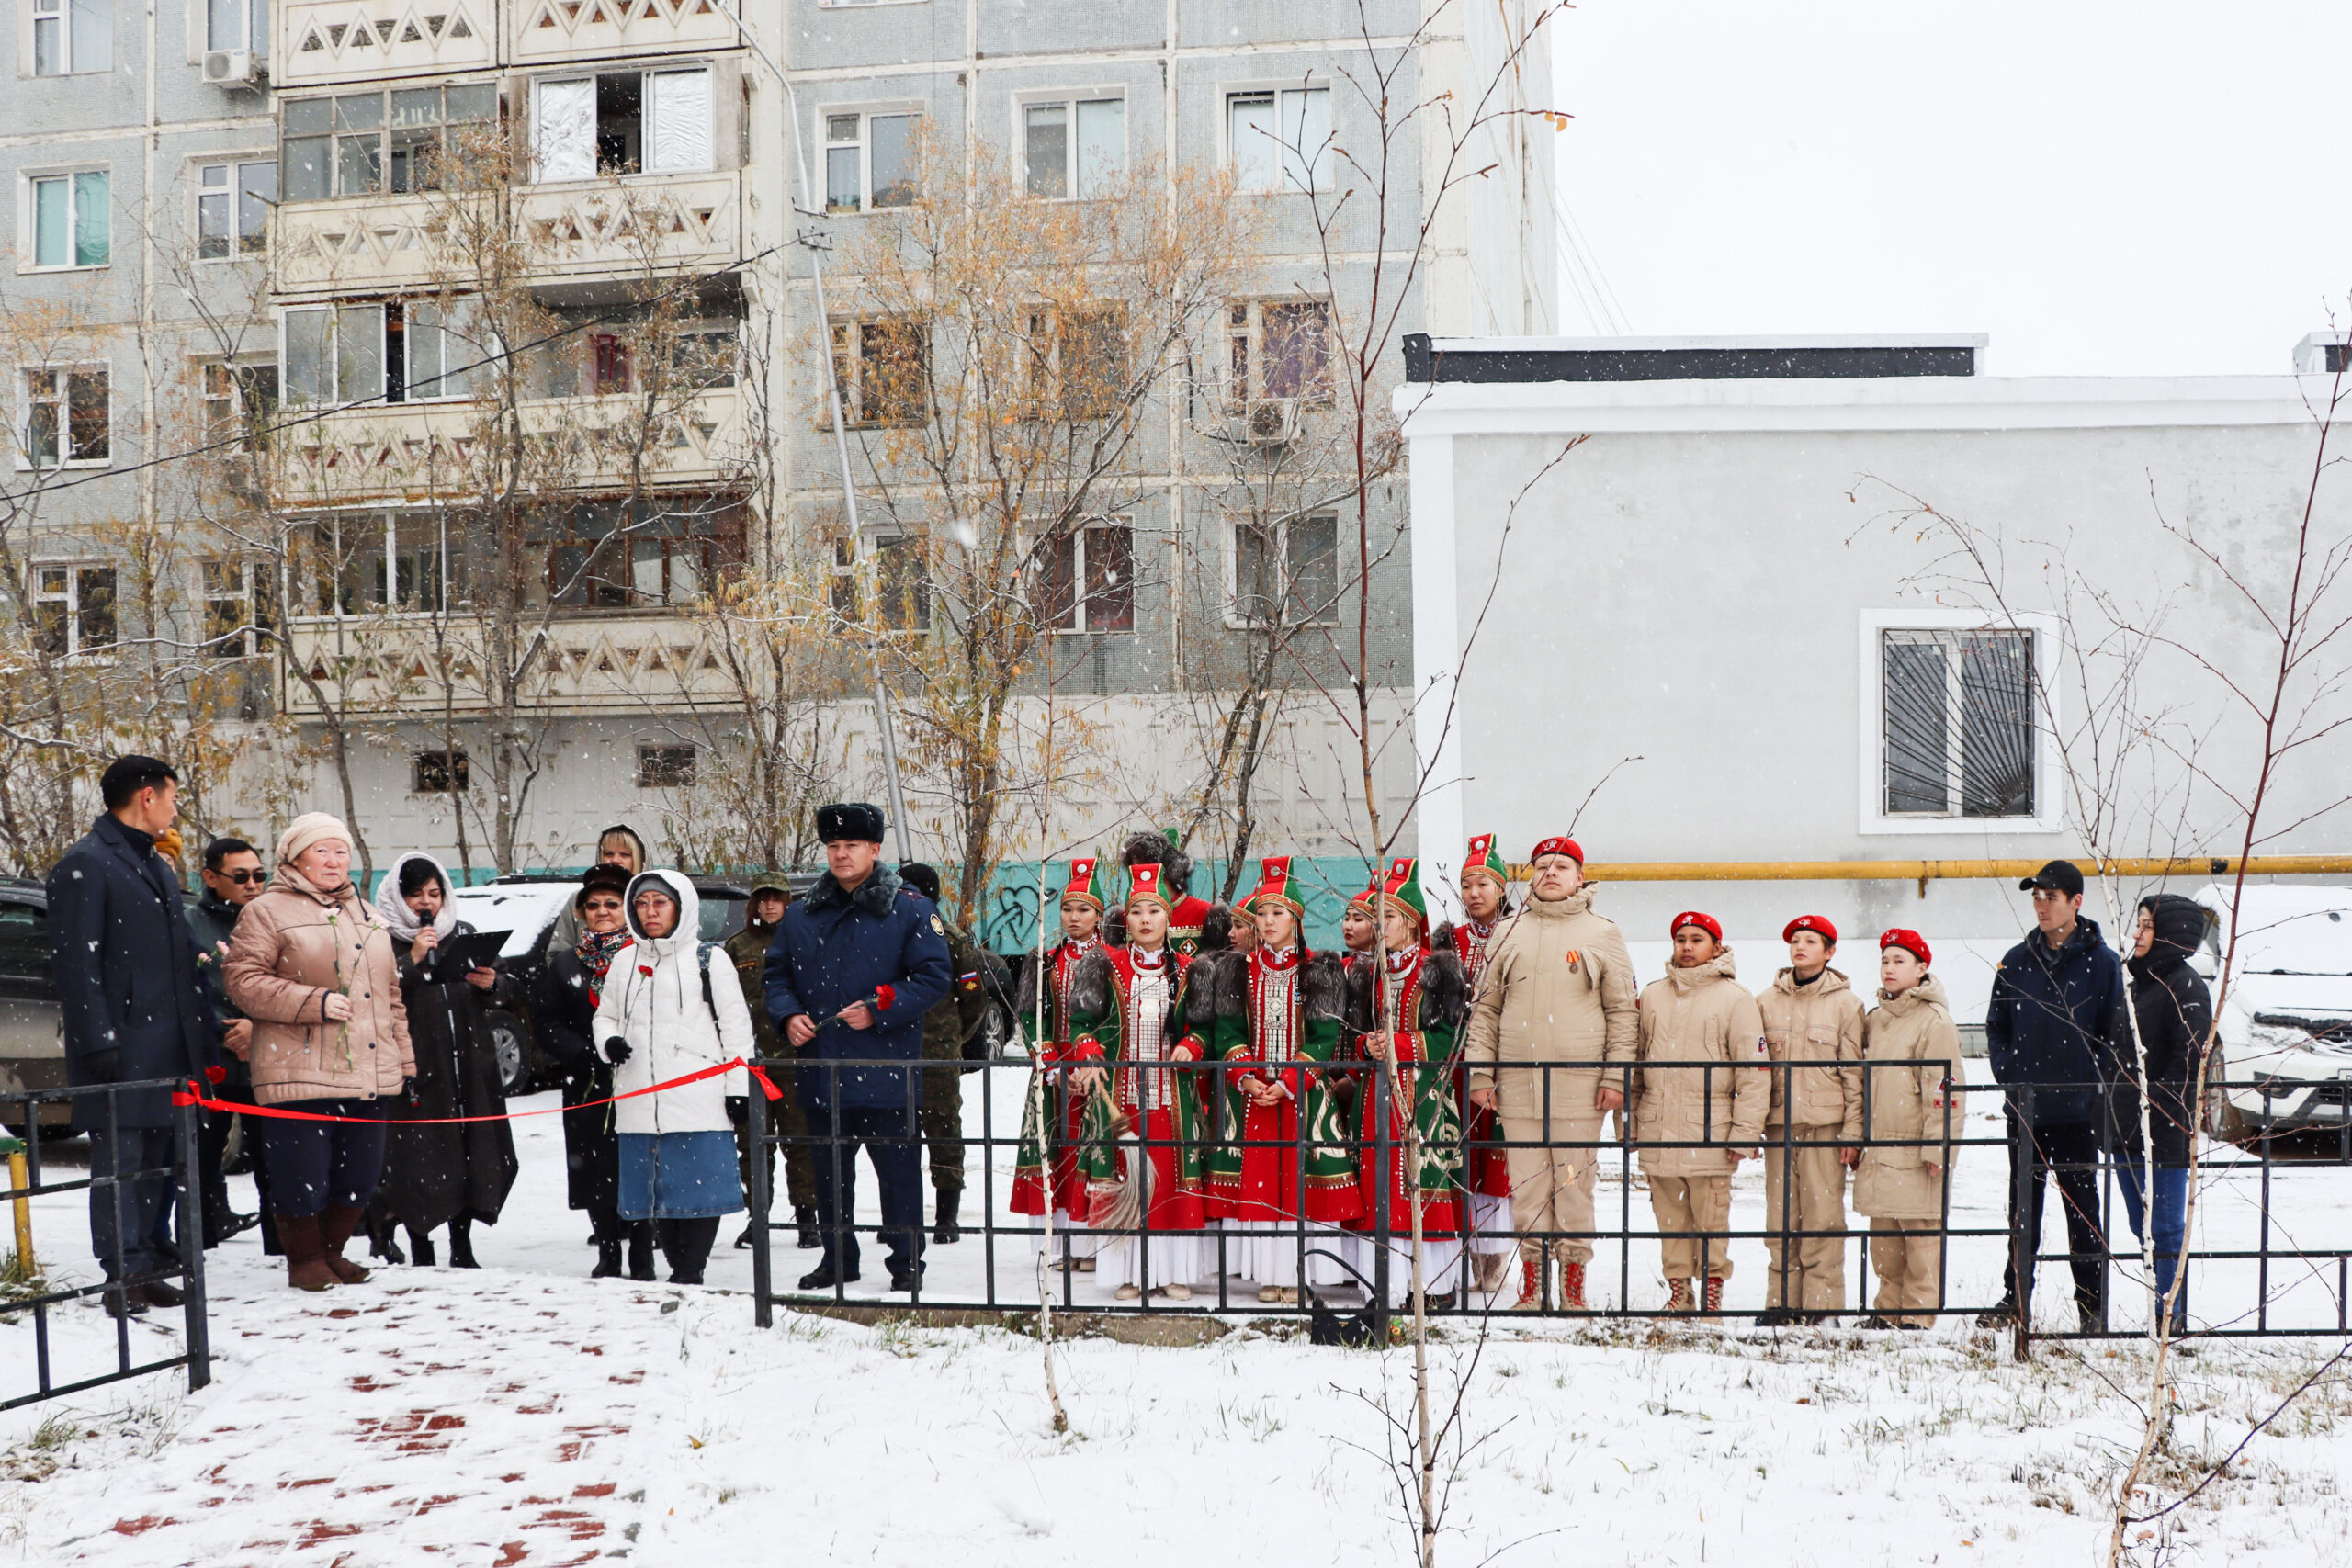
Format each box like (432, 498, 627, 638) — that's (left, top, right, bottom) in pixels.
(0, 878, 65, 1131)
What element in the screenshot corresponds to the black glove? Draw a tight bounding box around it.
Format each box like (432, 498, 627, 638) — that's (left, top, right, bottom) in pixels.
(603, 1037, 632, 1064)
(81, 1048, 122, 1084)
(402, 1075, 421, 1107)
(726, 1095, 749, 1124)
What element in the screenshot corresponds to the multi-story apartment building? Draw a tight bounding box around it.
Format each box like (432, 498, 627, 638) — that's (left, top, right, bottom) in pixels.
(6, 1, 1558, 931)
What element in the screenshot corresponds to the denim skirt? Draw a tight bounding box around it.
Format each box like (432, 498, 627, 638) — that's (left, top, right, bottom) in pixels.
(616, 1130, 745, 1220)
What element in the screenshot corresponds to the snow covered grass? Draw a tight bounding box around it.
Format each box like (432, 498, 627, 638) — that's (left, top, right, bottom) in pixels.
(1, 1080, 2346, 1564)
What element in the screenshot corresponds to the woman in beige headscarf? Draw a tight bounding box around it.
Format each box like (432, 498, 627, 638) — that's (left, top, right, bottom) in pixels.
(223, 814, 414, 1292)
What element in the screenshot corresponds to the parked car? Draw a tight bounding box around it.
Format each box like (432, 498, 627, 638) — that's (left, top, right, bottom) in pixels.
(0, 878, 66, 1132)
(445, 873, 758, 1094)
(2196, 885, 2352, 1141)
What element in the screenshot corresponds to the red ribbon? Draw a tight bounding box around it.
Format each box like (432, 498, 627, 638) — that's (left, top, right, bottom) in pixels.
(172, 1055, 780, 1124)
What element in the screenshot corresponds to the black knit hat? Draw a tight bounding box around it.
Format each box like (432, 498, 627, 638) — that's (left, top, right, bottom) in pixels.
(816, 801, 887, 844)
(899, 862, 942, 902)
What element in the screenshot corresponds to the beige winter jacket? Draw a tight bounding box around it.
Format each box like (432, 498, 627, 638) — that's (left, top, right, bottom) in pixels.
(223, 867, 414, 1106)
(1461, 886, 1639, 1095)
(1631, 950, 1770, 1177)
(1757, 965, 1866, 1134)
(1852, 976, 1963, 1220)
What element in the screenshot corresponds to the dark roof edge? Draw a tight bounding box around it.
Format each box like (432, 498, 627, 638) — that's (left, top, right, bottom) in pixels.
(1402, 333, 1989, 384)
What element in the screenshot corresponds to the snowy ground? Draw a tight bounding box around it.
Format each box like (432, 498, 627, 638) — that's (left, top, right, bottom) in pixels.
(4, 1073, 2349, 1565)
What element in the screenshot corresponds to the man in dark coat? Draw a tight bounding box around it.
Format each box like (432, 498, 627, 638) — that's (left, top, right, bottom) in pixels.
(184, 836, 266, 1249)
(1982, 859, 2129, 1331)
(2116, 893, 2213, 1331)
(46, 756, 220, 1316)
(898, 863, 993, 1245)
(763, 804, 951, 1291)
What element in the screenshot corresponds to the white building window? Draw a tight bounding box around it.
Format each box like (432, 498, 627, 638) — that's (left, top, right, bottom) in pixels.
(1227, 298, 1332, 409)
(533, 68, 711, 183)
(20, 367, 108, 468)
(828, 316, 927, 426)
(198, 159, 276, 258)
(1230, 513, 1338, 628)
(636, 744, 695, 789)
(205, 0, 267, 54)
(824, 109, 919, 213)
(32, 564, 116, 656)
(282, 300, 479, 407)
(1227, 86, 1330, 194)
(282, 85, 498, 202)
(1043, 519, 1133, 634)
(1859, 611, 2057, 835)
(1023, 97, 1123, 198)
(199, 360, 277, 449)
(32, 0, 110, 75)
(201, 558, 273, 657)
(28, 172, 109, 269)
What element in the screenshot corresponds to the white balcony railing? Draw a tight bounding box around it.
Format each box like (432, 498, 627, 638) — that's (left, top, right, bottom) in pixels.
(509, 0, 741, 67)
(275, 0, 498, 87)
(281, 607, 743, 716)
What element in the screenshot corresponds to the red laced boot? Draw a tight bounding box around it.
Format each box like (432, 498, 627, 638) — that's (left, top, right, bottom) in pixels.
(1665, 1279, 1695, 1313)
(1702, 1278, 1725, 1315)
(1512, 1255, 1545, 1310)
(1560, 1261, 1589, 1311)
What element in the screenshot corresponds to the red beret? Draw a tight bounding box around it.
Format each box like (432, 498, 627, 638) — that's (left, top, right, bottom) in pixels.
(1879, 928, 1932, 966)
(1671, 910, 1723, 943)
(1783, 914, 1837, 945)
(1531, 837, 1584, 865)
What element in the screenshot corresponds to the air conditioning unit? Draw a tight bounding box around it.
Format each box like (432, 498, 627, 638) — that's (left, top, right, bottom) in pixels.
(1244, 397, 1301, 446)
(203, 49, 264, 86)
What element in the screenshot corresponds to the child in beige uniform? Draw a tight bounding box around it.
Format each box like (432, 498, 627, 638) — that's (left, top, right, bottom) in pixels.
(1852, 928, 1962, 1329)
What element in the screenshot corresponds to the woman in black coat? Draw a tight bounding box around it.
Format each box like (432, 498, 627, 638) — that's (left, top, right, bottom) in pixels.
(2113, 892, 2213, 1326)
(534, 866, 656, 1280)
(368, 853, 522, 1266)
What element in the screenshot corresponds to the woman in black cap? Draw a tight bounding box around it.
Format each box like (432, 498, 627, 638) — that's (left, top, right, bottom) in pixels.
(534, 865, 656, 1279)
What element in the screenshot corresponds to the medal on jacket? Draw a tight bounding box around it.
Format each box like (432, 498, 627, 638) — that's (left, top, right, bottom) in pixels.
(1565, 949, 1581, 973)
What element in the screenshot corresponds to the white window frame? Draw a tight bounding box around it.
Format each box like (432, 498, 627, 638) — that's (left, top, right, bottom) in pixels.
(203, 0, 266, 55)
(1044, 516, 1135, 636)
(1226, 512, 1340, 631)
(17, 364, 110, 470)
(198, 357, 277, 451)
(199, 556, 269, 657)
(1226, 296, 1334, 410)
(195, 157, 276, 261)
(1222, 83, 1333, 195)
(531, 66, 714, 186)
(31, 562, 118, 659)
(29, 0, 111, 77)
(1857, 608, 2063, 836)
(279, 303, 386, 409)
(1016, 92, 1126, 200)
(821, 105, 922, 214)
(22, 169, 110, 272)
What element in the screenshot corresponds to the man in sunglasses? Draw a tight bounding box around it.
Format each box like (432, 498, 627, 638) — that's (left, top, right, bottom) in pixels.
(183, 837, 270, 1250)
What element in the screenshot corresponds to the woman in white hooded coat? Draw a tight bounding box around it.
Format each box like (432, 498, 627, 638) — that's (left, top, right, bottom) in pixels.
(591, 871, 754, 1284)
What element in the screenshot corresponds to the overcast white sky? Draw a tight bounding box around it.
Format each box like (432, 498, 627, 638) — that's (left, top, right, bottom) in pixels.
(1552, 2, 2352, 375)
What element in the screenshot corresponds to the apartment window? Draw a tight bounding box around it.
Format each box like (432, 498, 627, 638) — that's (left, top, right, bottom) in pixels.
(21, 367, 108, 468)
(413, 749, 469, 794)
(636, 744, 695, 790)
(283, 300, 478, 407)
(824, 109, 918, 213)
(1227, 299, 1332, 408)
(1043, 520, 1133, 634)
(32, 0, 110, 75)
(670, 324, 740, 389)
(544, 499, 737, 610)
(198, 160, 276, 258)
(283, 85, 498, 202)
(533, 68, 711, 183)
(1880, 628, 2037, 818)
(1227, 87, 1331, 194)
(288, 514, 460, 615)
(205, 0, 267, 54)
(1023, 97, 1124, 198)
(1232, 513, 1338, 628)
(199, 361, 277, 450)
(830, 317, 927, 426)
(200, 558, 274, 657)
(32, 565, 116, 656)
(28, 172, 109, 269)
(1026, 306, 1129, 422)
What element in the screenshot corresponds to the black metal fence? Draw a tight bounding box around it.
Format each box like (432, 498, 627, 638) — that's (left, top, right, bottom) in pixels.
(1, 1078, 212, 1410)
(744, 1055, 2352, 1348)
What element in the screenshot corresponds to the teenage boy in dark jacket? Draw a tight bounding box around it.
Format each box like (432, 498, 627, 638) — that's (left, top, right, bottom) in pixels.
(2115, 893, 2212, 1332)
(1982, 859, 2129, 1331)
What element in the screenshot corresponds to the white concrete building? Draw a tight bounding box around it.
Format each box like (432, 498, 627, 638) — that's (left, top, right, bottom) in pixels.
(1399, 334, 2352, 1017)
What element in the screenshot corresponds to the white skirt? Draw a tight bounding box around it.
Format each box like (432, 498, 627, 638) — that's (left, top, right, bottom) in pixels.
(1107, 1232, 1209, 1291)
(1218, 1219, 1350, 1287)
(1470, 1192, 1516, 1252)
(1046, 1207, 1104, 1258)
(1342, 1233, 1467, 1305)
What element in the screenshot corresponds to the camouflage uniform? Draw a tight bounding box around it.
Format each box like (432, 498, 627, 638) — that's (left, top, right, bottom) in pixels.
(726, 914, 818, 1218)
(921, 922, 992, 1204)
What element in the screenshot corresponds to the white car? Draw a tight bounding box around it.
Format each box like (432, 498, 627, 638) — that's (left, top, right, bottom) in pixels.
(2196, 885, 2352, 1139)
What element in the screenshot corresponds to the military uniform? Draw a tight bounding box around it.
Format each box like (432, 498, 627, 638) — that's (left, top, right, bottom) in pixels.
(727, 902, 818, 1241)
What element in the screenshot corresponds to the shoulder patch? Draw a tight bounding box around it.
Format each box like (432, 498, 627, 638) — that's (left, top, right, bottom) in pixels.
(930, 914, 944, 933)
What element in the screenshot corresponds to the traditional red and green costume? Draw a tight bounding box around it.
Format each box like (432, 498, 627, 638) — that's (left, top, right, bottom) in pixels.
(1012, 856, 1109, 1220)
(1348, 857, 1469, 1242)
(1450, 832, 1517, 1204)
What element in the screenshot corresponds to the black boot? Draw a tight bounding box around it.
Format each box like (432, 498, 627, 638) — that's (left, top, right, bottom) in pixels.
(933, 1190, 961, 1245)
(447, 1217, 479, 1269)
(662, 1217, 721, 1286)
(408, 1225, 436, 1268)
(733, 1220, 758, 1250)
(794, 1207, 820, 1250)
(368, 1216, 405, 1266)
(627, 1223, 658, 1281)
(592, 1238, 623, 1279)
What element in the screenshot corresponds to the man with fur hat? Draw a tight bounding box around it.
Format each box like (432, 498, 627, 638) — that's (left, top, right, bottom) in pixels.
(1634, 911, 1770, 1315)
(1118, 831, 1225, 957)
(1754, 914, 1865, 1326)
(1462, 837, 1638, 1311)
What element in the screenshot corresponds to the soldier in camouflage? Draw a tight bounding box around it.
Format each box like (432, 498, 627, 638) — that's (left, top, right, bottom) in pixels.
(899, 863, 993, 1244)
(726, 882, 820, 1249)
